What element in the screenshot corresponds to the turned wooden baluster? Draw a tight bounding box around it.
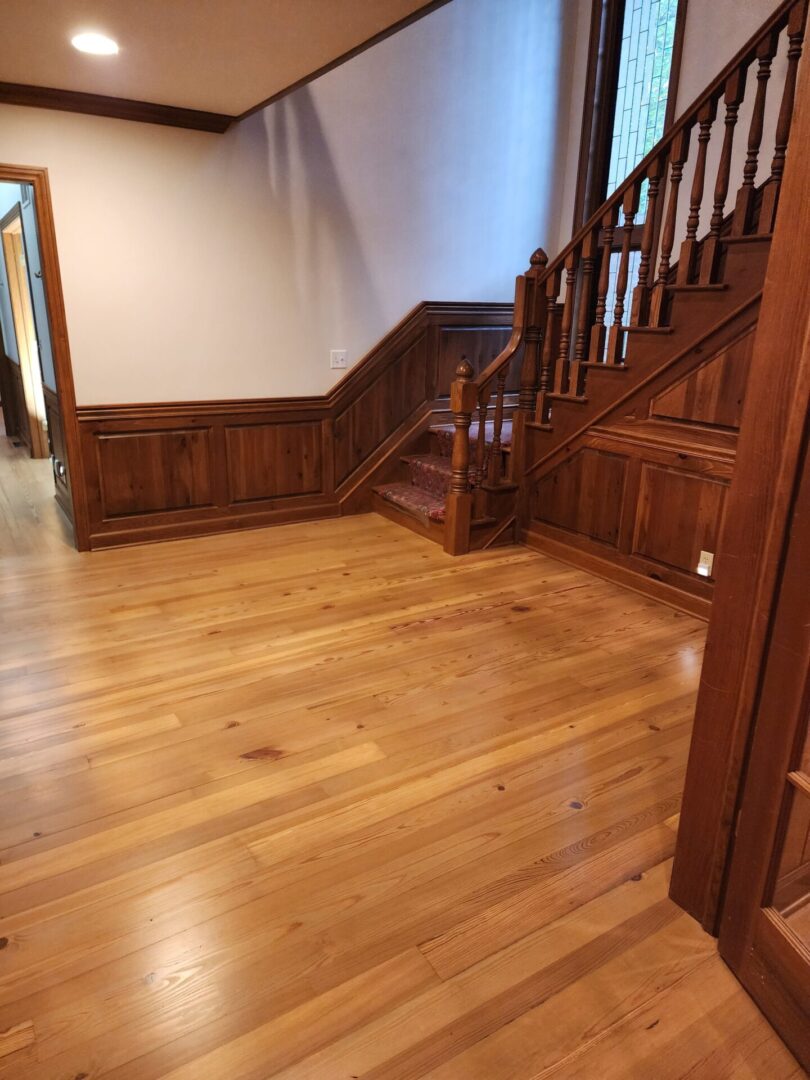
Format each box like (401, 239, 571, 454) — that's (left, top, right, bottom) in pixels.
(677, 101, 717, 284)
(472, 391, 490, 517)
(649, 128, 690, 326)
(631, 155, 664, 321)
(760, 5, 807, 233)
(536, 267, 561, 424)
(487, 369, 508, 487)
(606, 183, 640, 362)
(554, 248, 580, 391)
(571, 227, 598, 395)
(732, 31, 779, 235)
(699, 68, 746, 283)
(589, 205, 619, 362)
(443, 358, 477, 555)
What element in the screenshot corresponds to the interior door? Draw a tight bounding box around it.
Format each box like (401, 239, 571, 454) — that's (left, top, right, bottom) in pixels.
(718, 430, 810, 1069)
(1, 207, 49, 458)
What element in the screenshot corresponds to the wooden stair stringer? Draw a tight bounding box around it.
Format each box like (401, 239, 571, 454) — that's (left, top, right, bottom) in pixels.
(524, 287, 763, 486)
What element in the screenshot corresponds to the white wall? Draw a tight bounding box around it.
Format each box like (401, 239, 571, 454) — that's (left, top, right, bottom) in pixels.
(676, 0, 781, 116)
(0, 0, 587, 405)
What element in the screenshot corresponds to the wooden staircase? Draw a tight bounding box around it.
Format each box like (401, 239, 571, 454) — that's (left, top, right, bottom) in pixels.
(371, 0, 806, 609)
(373, 419, 514, 548)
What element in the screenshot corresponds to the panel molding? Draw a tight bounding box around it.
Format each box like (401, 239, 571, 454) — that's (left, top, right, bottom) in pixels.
(75, 301, 513, 548)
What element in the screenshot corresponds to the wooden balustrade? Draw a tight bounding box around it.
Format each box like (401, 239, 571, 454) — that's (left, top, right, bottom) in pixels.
(677, 102, 717, 284)
(632, 156, 665, 320)
(589, 205, 619, 363)
(555, 250, 579, 389)
(649, 128, 690, 326)
(760, 3, 807, 231)
(444, 0, 806, 554)
(607, 183, 641, 361)
(733, 31, 780, 235)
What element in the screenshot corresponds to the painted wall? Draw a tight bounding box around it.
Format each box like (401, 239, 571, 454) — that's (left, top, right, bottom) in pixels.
(676, 0, 781, 115)
(0, 0, 586, 405)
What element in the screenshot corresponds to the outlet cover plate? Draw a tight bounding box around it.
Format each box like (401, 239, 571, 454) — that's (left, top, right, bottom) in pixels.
(330, 349, 348, 370)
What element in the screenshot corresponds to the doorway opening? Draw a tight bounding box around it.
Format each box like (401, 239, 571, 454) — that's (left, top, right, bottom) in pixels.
(0, 168, 84, 554)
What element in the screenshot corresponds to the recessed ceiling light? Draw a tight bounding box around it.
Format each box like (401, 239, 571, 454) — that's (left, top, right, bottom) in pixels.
(71, 32, 119, 56)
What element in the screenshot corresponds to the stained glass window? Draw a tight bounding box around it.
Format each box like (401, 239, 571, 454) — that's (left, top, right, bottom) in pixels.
(607, 0, 680, 220)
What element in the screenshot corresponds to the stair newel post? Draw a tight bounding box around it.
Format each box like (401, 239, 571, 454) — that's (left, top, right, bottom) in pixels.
(760, 4, 806, 233)
(700, 68, 746, 283)
(676, 100, 717, 284)
(573, 226, 598, 375)
(472, 389, 490, 518)
(487, 369, 508, 487)
(649, 128, 690, 327)
(606, 182, 640, 362)
(732, 31, 780, 235)
(517, 249, 549, 418)
(443, 358, 476, 556)
(589, 205, 619, 363)
(631, 155, 665, 321)
(535, 266, 562, 424)
(554, 248, 579, 392)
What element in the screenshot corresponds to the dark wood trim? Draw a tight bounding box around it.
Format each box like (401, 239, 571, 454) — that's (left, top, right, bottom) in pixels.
(0, 83, 234, 133)
(520, 523, 711, 619)
(0, 2, 451, 133)
(670, 41, 810, 933)
(74, 301, 513, 549)
(0, 163, 87, 547)
(572, 0, 625, 231)
(236, 1, 453, 121)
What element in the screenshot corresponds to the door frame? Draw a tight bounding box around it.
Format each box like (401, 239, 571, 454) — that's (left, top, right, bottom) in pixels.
(1, 202, 50, 458)
(0, 164, 89, 549)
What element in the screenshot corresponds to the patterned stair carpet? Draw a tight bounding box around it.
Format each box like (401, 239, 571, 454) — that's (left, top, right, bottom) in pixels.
(373, 421, 513, 526)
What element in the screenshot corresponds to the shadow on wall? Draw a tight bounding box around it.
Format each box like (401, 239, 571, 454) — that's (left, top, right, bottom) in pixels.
(248, 87, 385, 370)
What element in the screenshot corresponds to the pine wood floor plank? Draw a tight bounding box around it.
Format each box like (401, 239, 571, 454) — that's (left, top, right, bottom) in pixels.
(0, 504, 797, 1079)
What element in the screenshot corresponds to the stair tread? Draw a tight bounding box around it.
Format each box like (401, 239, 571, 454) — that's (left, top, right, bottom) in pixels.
(373, 481, 446, 523)
(402, 453, 452, 472)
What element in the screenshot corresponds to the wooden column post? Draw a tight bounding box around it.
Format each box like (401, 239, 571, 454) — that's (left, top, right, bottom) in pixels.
(443, 358, 477, 556)
(670, 43, 810, 933)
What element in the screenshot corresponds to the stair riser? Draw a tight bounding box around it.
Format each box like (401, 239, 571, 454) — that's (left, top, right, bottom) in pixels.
(408, 458, 450, 499)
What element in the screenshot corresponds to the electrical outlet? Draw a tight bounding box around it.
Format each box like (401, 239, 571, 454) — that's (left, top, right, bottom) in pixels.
(696, 550, 714, 578)
(330, 349, 348, 370)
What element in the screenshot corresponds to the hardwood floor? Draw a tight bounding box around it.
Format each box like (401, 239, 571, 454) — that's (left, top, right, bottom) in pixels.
(0, 512, 801, 1078)
(0, 429, 74, 558)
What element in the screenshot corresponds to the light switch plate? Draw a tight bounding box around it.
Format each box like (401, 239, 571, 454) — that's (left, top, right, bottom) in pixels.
(330, 349, 348, 370)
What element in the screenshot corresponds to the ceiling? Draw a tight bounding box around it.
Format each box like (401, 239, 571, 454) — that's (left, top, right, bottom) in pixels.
(0, 0, 444, 120)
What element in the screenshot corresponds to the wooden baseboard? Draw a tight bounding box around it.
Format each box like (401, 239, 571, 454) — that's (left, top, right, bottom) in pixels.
(520, 525, 712, 620)
(75, 301, 513, 549)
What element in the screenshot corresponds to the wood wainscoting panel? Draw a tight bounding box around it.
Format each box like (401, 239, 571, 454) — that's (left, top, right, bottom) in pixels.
(633, 464, 728, 578)
(75, 301, 513, 548)
(333, 332, 429, 487)
(6, 357, 31, 452)
(436, 325, 515, 395)
(533, 447, 626, 546)
(226, 421, 323, 503)
(96, 428, 214, 518)
(651, 325, 755, 429)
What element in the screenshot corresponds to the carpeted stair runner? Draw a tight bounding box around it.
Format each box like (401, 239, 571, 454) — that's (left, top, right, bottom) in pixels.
(373, 420, 513, 527)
